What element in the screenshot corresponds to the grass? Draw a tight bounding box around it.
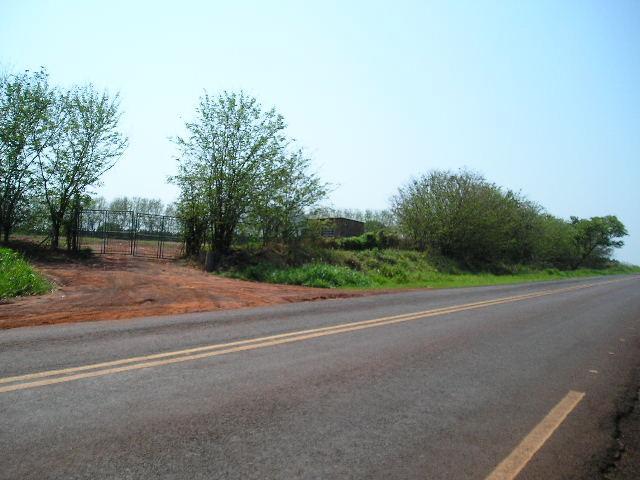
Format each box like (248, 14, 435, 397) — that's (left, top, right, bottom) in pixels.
(0, 246, 51, 300)
(231, 262, 376, 288)
(221, 247, 640, 289)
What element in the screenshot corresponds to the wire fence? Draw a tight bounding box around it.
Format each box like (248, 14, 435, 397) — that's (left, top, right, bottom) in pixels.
(76, 209, 184, 258)
(10, 209, 185, 259)
(77, 209, 135, 255)
(134, 213, 184, 259)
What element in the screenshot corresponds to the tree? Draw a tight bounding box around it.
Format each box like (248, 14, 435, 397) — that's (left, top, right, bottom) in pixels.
(88, 195, 108, 210)
(109, 196, 164, 215)
(37, 85, 127, 248)
(0, 69, 53, 242)
(570, 215, 627, 268)
(392, 169, 541, 269)
(172, 171, 208, 256)
(529, 214, 579, 268)
(252, 149, 327, 245)
(171, 91, 325, 261)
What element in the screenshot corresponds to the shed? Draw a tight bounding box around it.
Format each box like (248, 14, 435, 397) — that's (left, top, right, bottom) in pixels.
(317, 217, 365, 238)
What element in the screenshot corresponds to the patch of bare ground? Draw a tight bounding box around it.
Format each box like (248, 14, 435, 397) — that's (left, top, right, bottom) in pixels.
(0, 245, 378, 329)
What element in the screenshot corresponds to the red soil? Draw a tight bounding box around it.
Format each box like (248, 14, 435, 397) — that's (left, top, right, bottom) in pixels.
(0, 254, 372, 330)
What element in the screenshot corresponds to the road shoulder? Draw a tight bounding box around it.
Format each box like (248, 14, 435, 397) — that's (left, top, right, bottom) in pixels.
(602, 363, 640, 479)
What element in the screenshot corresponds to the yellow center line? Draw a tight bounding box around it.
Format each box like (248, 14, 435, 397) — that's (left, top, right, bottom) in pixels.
(485, 390, 585, 480)
(0, 283, 591, 385)
(0, 295, 527, 385)
(0, 278, 630, 394)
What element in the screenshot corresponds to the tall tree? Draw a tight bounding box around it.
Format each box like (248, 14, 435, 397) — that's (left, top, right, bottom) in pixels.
(37, 85, 127, 248)
(0, 69, 53, 242)
(570, 215, 627, 267)
(171, 91, 327, 260)
(172, 91, 286, 257)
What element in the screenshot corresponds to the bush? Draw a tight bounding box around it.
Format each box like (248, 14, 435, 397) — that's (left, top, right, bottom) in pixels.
(392, 169, 543, 269)
(0, 247, 51, 300)
(270, 264, 374, 288)
(328, 230, 402, 251)
(220, 245, 640, 290)
(225, 262, 374, 288)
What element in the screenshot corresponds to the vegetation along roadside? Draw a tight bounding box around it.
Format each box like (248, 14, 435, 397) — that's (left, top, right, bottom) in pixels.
(2, 69, 637, 295)
(0, 247, 50, 300)
(220, 246, 640, 289)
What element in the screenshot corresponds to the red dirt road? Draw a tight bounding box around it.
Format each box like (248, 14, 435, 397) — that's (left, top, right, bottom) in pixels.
(0, 254, 372, 329)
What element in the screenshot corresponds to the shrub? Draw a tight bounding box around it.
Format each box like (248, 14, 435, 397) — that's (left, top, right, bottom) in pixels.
(329, 230, 402, 251)
(0, 247, 51, 299)
(269, 264, 374, 288)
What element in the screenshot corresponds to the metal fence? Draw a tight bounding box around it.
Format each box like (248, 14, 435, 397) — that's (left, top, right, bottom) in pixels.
(11, 209, 184, 259)
(77, 209, 135, 255)
(134, 213, 184, 259)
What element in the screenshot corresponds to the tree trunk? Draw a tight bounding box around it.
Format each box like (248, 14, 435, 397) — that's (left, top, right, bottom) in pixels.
(51, 220, 61, 249)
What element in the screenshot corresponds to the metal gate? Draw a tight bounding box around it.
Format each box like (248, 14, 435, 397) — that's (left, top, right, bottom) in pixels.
(77, 210, 183, 258)
(133, 213, 184, 259)
(77, 209, 135, 255)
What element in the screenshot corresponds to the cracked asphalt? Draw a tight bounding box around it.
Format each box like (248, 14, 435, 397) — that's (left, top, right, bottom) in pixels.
(0, 276, 639, 479)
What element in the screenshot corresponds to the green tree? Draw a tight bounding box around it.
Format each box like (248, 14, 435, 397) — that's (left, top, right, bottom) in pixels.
(252, 149, 327, 246)
(109, 196, 164, 215)
(171, 91, 326, 261)
(172, 169, 208, 256)
(570, 215, 627, 267)
(0, 69, 53, 242)
(529, 214, 579, 268)
(392, 169, 540, 269)
(37, 85, 127, 248)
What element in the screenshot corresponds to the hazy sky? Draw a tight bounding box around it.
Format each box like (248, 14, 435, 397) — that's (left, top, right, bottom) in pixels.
(2, 0, 639, 262)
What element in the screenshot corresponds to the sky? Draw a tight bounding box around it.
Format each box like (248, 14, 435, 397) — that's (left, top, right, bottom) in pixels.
(1, 0, 639, 263)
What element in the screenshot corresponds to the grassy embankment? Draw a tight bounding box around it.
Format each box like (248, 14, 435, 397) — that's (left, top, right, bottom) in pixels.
(0, 247, 51, 300)
(221, 248, 640, 289)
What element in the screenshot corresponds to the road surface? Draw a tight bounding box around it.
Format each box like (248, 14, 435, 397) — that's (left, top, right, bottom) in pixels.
(1, 276, 639, 479)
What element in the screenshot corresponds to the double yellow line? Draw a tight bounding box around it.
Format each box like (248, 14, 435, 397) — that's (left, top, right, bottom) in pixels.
(0, 279, 627, 395)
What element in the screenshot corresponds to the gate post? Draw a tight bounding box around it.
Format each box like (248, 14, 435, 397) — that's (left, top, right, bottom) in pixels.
(130, 211, 135, 255)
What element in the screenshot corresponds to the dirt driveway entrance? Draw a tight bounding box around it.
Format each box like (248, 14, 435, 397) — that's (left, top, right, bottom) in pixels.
(0, 252, 369, 329)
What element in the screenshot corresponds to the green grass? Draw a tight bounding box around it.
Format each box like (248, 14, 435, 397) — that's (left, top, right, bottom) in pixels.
(221, 247, 640, 289)
(0, 247, 51, 300)
(231, 262, 376, 288)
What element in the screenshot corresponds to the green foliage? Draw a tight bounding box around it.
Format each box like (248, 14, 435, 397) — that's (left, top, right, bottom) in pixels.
(392, 169, 542, 269)
(222, 246, 640, 289)
(1, 69, 126, 249)
(108, 196, 166, 215)
(171, 91, 327, 261)
(0, 69, 53, 242)
(0, 247, 50, 299)
(249, 149, 327, 246)
(36, 84, 127, 248)
(232, 262, 374, 288)
(529, 214, 579, 268)
(326, 230, 402, 250)
(570, 215, 627, 268)
(2, 68, 633, 274)
(392, 169, 629, 270)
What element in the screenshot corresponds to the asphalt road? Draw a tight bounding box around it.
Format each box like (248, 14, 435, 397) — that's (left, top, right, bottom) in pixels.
(1, 276, 639, 479)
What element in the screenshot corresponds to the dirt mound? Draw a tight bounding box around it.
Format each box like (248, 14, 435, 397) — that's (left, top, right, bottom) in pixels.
(0, 254, 371, 329)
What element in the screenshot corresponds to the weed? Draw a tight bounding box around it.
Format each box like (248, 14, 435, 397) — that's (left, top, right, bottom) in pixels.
(0, 247, 51, 300)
